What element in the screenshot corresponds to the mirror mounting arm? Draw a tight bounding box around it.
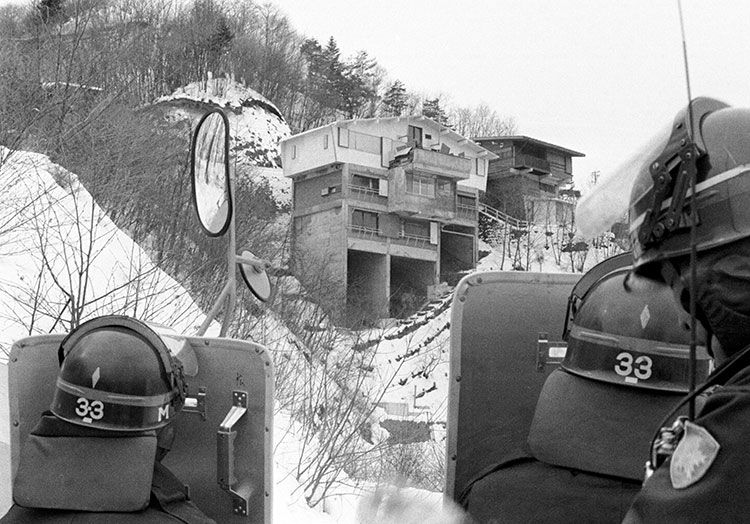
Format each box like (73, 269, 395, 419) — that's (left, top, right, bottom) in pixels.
(235, 254, 270, 273)
(196, 280, 233, 336)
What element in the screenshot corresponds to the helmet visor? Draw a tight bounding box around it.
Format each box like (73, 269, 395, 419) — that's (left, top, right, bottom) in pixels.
(575, 121, 672, 239)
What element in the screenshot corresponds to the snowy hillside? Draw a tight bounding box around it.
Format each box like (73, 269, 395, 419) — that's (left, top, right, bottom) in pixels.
(0, 148, 333, 522)
(0, 148, 210, 354)
(154, 76, 292, 206)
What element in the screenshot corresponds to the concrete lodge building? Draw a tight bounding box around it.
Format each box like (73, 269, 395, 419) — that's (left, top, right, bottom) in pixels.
(280, 116, 497, 324)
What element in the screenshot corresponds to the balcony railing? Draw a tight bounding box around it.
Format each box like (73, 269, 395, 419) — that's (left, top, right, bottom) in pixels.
(348, 225, 380, 240)
(391, 234, 432, 249)
(408, 147, 472, 179)
(456, 203, 477, 220)
(348, 184, 386, 203)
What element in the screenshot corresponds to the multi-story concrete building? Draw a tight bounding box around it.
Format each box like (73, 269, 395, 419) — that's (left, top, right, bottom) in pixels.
(280, 116, 497, 324)
(473, 136, 584, 226)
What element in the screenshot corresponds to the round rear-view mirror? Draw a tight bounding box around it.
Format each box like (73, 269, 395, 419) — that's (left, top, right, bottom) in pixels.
(191, 110, 232, 237)
(239, 250, 271, 302)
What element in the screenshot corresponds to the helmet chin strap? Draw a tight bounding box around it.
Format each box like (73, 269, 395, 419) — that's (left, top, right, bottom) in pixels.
(659, 252, 698, 420)
(687, 152, 699, 421)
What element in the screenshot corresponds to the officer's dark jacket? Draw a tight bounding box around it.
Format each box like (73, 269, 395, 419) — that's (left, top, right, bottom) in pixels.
(465, 454, 641, 523)
(0, 414, 214, 523)
(625, 355, 750, 523)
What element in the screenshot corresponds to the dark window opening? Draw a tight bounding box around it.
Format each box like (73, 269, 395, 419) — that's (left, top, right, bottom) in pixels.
(351, 209, 378, 231)
(403, 220, 430, 239)
(351, 174, 380, 191)
(407, 125, 423, 148)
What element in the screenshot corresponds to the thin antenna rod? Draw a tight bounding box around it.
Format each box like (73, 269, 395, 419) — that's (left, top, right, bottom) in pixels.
(678, 0, 698, 421)
(678, 0, 694, 130)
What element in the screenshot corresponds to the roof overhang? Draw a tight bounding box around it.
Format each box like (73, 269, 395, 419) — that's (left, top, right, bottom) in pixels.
(473, 135, 585, 158)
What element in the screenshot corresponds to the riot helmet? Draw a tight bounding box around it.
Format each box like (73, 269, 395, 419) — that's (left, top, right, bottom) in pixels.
(562, 265, 711, 392)
(50, 315, 187, 432)
(627, 97, 750, 274)
(528, 257, 711, 480)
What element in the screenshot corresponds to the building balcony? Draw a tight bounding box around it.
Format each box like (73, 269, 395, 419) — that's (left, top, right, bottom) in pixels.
(388, 191, 456, 220)
(386, 169, 456, 220)
(346, 225, 438, 257)
(405, 147, 472, 179)
(348, 224, 381, 240)
(456, 203, 477, 221)
(391, 233, 434, 250)
(348, 184, 387, 205)
(513, 154, 550, 175)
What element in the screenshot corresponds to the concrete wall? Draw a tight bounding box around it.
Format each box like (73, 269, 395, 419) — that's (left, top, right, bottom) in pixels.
(292, 206, 346, 316)
(280, 125, 337, 176)
(293, 169, 343, 212)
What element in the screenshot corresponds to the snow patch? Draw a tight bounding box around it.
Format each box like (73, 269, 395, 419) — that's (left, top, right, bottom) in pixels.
(155, 77, 292, 206)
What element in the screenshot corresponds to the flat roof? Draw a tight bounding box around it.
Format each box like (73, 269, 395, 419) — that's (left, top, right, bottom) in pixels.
(282, 116, 499, 160)
(473, 135, 585, 157)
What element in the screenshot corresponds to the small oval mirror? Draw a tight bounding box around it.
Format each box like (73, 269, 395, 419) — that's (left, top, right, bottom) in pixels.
(239, 250, 271, 302)
(191, 110, 232, 237)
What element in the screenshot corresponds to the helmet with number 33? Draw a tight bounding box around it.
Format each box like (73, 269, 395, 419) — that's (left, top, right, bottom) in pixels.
(527, 258, 711, 480)
(562, 265, 711, 392)
(50, 316, 187, 432)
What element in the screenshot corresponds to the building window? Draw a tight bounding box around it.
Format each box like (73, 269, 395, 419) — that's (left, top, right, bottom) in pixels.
(457, 194, 476, 207)
(292, 144, 297, 159)
(402, 219, 429, 239)
(406, 174, 435, 197)
(351, 174, 379, 192)
(338, 127, 349, 147)
(436, 178, 451, 197)
(324, 134, 329, 149)
(476, 158, 486, 177)
(351, 209, 379, 232)
(565, 156, 572, 174)
(407, 125, 423, 148)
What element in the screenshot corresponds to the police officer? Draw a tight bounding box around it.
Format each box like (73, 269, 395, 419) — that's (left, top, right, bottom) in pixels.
(1, 316, 215, 523)
(577, 97, 750, 522)
(461, 261, 710, 523)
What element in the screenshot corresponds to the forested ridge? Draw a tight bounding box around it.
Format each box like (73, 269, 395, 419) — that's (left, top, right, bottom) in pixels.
(0, 0, 515, 148)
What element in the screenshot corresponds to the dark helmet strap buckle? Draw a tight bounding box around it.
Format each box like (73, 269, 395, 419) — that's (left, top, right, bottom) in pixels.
(639, 127, 699, 248)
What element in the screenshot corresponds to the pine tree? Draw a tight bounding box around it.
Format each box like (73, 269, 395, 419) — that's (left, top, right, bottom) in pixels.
(36, 0, 66, 25)
(381, 80, 407, 116)
(422, 97, 449, 126)
(208, 16, 234, 57)
(300, 37, 347, 123)
(339, 51, 378, 118)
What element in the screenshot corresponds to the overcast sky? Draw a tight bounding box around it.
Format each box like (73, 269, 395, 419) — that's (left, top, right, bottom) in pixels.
(3, 0, 749, 189)
(271, 0, 750, 188)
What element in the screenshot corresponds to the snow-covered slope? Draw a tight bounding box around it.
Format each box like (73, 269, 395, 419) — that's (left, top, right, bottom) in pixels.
(0, 148, 210, 354)
(0, 147, 344, 522)
(154, 76, 292, 206)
